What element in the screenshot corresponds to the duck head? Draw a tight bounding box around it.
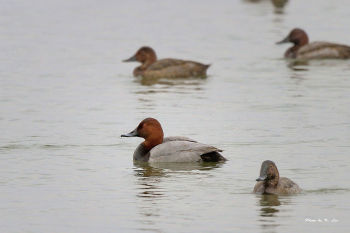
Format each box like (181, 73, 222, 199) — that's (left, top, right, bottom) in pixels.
(276, 28, 309, 46)
(121, 118, 164, 151)
(123, 47, 158, 76)
(123, 46, 157, 63)
(256, 160, 280, 187)
(276, 28, 309, 58)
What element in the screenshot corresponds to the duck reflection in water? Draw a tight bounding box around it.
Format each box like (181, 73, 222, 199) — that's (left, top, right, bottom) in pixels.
(133, 161, 223, 230)
(258, 194, 281, 217)
(257, 194, 285, 233)
(137, 75, 207, 86)
(271, 0, 288, 9)
(133, 161, 223, 197)
(243, 0, 288, 9)
(287, 59, 309, 71)
(134, 160, 224, 177)
(133, 163, 164, 231)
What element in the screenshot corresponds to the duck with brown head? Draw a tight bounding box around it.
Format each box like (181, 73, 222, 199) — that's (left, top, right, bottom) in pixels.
(123, 46, 210, 79)
(253, 160, 301, 195)
(277, 28, 350, 59)
(121, 118, 226, 163)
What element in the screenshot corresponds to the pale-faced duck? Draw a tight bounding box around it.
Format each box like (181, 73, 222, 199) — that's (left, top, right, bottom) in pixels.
(253, 160, 301, 194)
(121, 118, 226, 162)
(277, 28, 350, 59)
(123, 47, 210, 78)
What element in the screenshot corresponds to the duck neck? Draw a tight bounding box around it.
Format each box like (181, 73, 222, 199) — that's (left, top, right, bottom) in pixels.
(142, 133, 163, 152)
(287, 35, 309, 58)
(134, 60, 155, 76)
(133, 143, 151, 161)
(133, 66, 145, 77)
(286, 45, 301, 58)
(141, 54, 157, 70)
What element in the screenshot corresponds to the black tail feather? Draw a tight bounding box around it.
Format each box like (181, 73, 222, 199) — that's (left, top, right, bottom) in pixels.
(201, 151, 226, 162)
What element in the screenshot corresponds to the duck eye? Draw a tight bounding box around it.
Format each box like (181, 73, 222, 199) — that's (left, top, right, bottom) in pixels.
(137, 123, 144, 130)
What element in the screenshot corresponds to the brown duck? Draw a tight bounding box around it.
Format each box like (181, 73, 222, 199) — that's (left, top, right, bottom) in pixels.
(253, 160, 301, 195)
(123, 46, 210, 78)
(277, 28, 350, 59)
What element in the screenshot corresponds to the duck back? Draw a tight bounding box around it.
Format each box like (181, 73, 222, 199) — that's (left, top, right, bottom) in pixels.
(297, 41, 350, 59)
(143, 58, 210, 79)
(148, 136, 223, 163)
(162, 136, 197, 143)
(274, 177, 301, 194)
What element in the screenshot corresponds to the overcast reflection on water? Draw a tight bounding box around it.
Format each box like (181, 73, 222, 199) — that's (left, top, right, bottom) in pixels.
(1, 0, 350, 232)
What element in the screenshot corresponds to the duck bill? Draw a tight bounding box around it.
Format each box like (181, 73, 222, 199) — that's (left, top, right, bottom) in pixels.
(123, 55, 137, 62)
(121, 128, 138, 137)
(276, 36, 290, 44)
(256, 176, 267, 182)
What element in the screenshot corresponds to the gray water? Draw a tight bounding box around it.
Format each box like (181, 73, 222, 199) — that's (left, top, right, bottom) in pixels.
(1, 0, 350, 232)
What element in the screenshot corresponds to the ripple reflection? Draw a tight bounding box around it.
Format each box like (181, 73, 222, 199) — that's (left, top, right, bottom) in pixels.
(133, 162, 223, 232)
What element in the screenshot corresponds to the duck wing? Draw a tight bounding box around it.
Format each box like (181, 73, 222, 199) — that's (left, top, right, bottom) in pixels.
(144, 59, 210, 78)
(253, 181, 265, 194)
(148, 138, 223, 163)
(297, 41, 350, 59)
(163, 136, 197, 143)
(147, 59, 187, 70)
(276, 177, 302, 194)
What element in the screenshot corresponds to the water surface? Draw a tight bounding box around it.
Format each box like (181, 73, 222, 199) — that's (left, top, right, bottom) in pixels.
(1, 0, 350, 232)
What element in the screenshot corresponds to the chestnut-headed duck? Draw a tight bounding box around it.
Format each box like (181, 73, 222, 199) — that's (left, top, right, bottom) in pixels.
(121, 118, 226, 163)
(123, 47, 210, 78)
(253, 160, 301, 195)
(277, 28, 350, 59)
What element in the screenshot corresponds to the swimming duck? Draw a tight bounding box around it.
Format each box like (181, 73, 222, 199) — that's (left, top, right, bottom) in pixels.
(123, 46, 210, 78)
(277, 28, 350, 59)
(121, 118, 226, 162)
(253, 160, 301, 194)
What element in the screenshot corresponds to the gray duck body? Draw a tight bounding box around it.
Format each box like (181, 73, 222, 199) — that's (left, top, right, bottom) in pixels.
(133, 136, 225, 163)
